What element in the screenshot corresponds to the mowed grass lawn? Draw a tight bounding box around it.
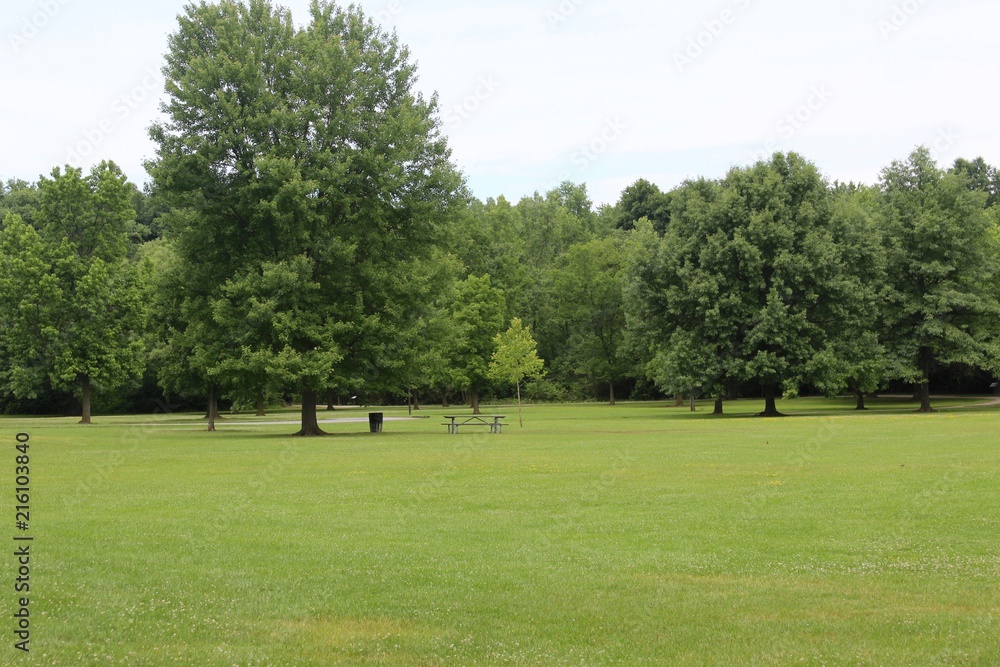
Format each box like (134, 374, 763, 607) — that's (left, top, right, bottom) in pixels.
(2, 397, 998, 665)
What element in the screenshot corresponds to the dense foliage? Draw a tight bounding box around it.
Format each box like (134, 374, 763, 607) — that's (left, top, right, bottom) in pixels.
(2, 2, 998, 425)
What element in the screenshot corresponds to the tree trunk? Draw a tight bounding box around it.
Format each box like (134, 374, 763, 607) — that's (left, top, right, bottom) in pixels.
(674, 395, 685, 407)
(326, 389, 335, 411)
(917, 380, 935, 413)
(609, 382, 616, 406)
(257, 394, 266, 417)
(690, 392, 696, 412)
(759, 385, 783, 417)
(517, 382, 524, 428)
(204, 395, 223, 421)
(79, 374, 92, 425)
(296, 389, 327, 436)
(413, 392, 420, 411)
(855, 390, 867, 411)
(442, 391, 451, 409)
(408, 390, 413, 417)
(471, 391, 481, 415)
(713, 398, 724, 415)
(207, 393, 217, 432)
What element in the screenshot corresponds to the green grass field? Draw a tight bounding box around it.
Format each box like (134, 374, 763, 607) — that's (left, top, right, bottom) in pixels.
(2, 397, 998, 665)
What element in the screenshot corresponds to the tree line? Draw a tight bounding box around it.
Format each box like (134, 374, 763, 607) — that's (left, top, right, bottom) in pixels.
(2, 0, 999, 433)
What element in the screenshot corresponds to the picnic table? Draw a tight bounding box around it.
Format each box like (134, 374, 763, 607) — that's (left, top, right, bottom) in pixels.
(442, 415, 506, 434)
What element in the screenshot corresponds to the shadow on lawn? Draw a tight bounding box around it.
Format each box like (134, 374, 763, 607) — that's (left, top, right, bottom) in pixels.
(215, 429, 415, 441)
(650, 396, 996, 420)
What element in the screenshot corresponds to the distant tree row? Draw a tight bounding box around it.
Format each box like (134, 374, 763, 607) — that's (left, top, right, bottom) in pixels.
(2, 0, 999, 432)
(626, 150, 1000, 415)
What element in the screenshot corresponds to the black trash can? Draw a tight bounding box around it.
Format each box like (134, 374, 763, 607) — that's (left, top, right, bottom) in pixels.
(368, 412, 383, 433)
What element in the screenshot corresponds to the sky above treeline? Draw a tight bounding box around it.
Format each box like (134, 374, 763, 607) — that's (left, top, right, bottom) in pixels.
(3, 0, 997, 206)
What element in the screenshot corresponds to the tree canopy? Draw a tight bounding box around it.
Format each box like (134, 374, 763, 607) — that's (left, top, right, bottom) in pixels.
(3, 0, 999, 422)
(879, 148, 1000, 411)
(489, 318, 545, 427)
(0, 163, 145, 423)
(628, 153, 875, 416)
(148, 0, 464, 434)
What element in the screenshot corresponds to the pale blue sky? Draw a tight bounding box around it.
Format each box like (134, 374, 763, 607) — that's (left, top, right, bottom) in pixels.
(3, 0, 998, 205)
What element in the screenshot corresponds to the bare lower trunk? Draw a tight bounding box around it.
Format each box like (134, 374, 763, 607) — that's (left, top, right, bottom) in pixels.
(471, 391, 481, 415)
(917, 380, 935, 413)
(296, 389, 327, 436)
(327, 389, 335, 411)
(442, 391, 451, 409)
(517, 382, 524, 428)
(207, 393, 217, 432)
(79, 374, 92, 425)
(413, 392, 420, 411)
(759, 385, 783, 417)
(204, 396, 222, 421)
(690, 393, 696, 412)
(609, 382, 616, 406)
(408, 390, 413, 417)
(855, 391, 867, 411)
(257, 394, 266, 417)
(674, 395, 684, 407)
(713, 398, 724, 415)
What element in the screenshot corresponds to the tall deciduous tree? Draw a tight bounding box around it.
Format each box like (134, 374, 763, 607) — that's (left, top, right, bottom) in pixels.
(625, 181, 738, 414)
(149, 0, 463, 435)
(444, 275, 506, 415)
(880, 148, 1000, 412)
(628, 154, 865, 416)
(0, 163, 145, 423)
(488, 318, 545, 427)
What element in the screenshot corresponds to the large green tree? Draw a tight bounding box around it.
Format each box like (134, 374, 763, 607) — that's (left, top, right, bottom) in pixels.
(628, 154, 867, 416)
(444, 274, 506, 414)
(880, 148, 1000, 412)
(149, 0, 463, 435)
(0, 163, 145, 423)
(625, 181, 738, 413)
(814, 183, 890, 410)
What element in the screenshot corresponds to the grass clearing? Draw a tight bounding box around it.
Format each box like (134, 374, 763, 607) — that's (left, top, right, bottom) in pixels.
(2, 397, 998, 665)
